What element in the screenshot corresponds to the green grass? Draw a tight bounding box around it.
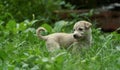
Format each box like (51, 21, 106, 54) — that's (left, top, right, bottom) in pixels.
(0, 20, 120, 70)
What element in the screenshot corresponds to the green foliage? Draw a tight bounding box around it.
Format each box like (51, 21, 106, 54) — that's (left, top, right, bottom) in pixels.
(0, 19, 120, 70)
(0, 0, 119, 69)
(41, 23, 52, 33)
(0, 0, 120, 70)
(53, 20, 69, 32)
(0, 0, 64, 22)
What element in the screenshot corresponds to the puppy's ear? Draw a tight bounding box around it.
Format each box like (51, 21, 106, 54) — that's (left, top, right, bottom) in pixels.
(85, 22, 92, 29)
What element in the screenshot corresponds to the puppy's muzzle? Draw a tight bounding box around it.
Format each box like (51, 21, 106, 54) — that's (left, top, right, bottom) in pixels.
(73, 34, 82, 39)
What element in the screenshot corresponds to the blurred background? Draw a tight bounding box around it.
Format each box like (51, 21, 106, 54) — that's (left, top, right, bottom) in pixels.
(0, 0, 120, 31)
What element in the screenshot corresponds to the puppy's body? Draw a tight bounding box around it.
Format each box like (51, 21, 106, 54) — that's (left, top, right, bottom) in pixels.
(36, 21, 92, 52)
(36, 27, 75, 52)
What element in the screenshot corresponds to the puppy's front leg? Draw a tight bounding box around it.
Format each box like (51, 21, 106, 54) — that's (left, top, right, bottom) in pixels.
(46, 39, 60, 52)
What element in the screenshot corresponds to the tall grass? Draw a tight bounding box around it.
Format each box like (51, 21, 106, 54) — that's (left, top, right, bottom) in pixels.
(0, 20, 120, 70)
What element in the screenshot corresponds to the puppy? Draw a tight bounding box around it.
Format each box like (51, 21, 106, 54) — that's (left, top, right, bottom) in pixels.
(36, 21, 92, 52)
(72, 21, 92, 51)
(36, 27, 76, 52)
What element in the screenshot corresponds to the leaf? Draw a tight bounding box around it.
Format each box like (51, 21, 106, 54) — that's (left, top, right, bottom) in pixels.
(31, 65, 39, 70)
(42, 57, 49, 62)
(6, 20, 17, 34)
(22, 63, 28, 68)
(41, 23, 52, 33)
(0, 49, 8, 60)
(0, 20, 4, 30)
(24, 20, 38, 27)
(51, 52, 67, 64)
(53, 20, 68, 32)
(18, 22, 27, 31)
(31, 20, 39, 25)
(25, 28, 35, 33)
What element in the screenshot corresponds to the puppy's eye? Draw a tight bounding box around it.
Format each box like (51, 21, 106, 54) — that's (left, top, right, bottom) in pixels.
(73, 29, 75, 31)
(78, 28, 83, 31)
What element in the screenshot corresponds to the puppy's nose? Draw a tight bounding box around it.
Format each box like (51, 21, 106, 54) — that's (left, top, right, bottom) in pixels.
(73, 34, 79, 38)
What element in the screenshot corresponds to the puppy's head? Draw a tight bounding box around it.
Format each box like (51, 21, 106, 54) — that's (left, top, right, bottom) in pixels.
(73, 21, 92, 40)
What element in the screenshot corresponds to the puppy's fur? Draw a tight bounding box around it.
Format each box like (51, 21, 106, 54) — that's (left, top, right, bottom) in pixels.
(36, 21, 92, 52)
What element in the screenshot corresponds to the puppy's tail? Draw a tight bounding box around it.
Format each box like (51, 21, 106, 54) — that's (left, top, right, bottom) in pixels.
(36, 27, 48, 40)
